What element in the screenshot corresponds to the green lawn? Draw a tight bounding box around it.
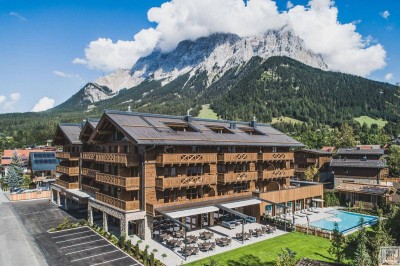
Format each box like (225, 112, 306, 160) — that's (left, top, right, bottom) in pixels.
(354, 116, 387, 128)
(197, 104, 220, 120)
(185, 232, 336, 266)
(272, 116, 304, 125)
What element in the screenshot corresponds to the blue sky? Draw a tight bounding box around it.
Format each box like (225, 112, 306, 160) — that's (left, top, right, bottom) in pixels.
(0, 0, 398, 113)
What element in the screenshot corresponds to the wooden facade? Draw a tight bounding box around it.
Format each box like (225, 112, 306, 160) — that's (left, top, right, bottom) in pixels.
(294, 149, 332, 179)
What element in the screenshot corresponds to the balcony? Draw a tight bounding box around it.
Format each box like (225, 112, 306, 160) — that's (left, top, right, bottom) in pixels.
(81, 152, 96, 160)
(156, 153, 217, 165)
(95, 173, 140, 190)
(155, 174, 217, 190)
(260, 169, 295, 179)
(218, 171, 258, 183)
(217, 153, 258, 163)
(55, 179, 79, 189)
(55, 152, 79, 160)
(81, 184, 100, 195)
(55, 166, 79, 176)
(81, 168, 98, 178)
(258, 152, 294, 161)
(94, 153, 139, 167)
(95, 192, 140, 211)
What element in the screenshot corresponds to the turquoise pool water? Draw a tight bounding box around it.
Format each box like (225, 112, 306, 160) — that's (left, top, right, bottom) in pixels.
(310, 210, 378, 233)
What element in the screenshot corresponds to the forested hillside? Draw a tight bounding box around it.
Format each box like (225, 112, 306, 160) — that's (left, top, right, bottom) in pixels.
(0, 56, 399, 150)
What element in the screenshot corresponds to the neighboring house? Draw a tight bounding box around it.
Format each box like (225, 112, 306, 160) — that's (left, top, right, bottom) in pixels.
(0, 149, 43, 177)
(294, 149, 333, 182)
(51, 111, 324, 239)
(331, 147, 391, 208)
(28, 152, 59, 190)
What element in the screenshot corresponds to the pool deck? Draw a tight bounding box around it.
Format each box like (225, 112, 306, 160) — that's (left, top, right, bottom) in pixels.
(291, 207, 377, 235)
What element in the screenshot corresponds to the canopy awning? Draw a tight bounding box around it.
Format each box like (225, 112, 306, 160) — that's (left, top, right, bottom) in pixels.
(312, 199, 324, 202)
(166, 205, 219, 219)
(220, 198, 261, 209)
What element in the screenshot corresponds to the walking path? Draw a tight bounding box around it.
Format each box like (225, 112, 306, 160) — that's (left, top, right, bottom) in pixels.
(0, 187, 49, 266)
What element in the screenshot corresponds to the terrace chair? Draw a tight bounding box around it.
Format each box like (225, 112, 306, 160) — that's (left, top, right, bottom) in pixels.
(193, 247, 200, 256)
(249, 229, 254, 236)
(211, 242, 216, 250)
(236, 233, 242, 239)
(184, 250, 192, 257)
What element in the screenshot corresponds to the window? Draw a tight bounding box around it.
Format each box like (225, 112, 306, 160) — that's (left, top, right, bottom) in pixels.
(187, 188, 197, 200)
(164, 167, 177, 177)
(207, 125, 234, 134)
(165, 122, 197, 132)
(113, 130, 125, 141)
(233, 163, 247, 173)
(217, 164, 226, 173)
(233, 183, 248, 193)
(272, 147, 277, 153)
(240, 127, 265, 135)
(187, 165, 203, 176)
(265, 205, 273, 216)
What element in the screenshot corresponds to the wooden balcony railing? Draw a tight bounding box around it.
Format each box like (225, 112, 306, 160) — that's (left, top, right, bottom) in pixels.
(217, 153, 258, 163)
(155, 174, 217, 190)
(218, 171, 258, 183)
(81, 184, 100, 195)
(260, 169, 295, 179)
(81, 168, 98, 178)
(55, 165, 79, 176)
(94, 153, 139, 167)
(95, 192, 140, 211)
(156, 153, 218, 165)
(96, 173, 140, 190)
(55, 152, 79, 160)
(258, 152, 294, 161)
(81, 152, 96, 160)
(55, 179, 79, 189)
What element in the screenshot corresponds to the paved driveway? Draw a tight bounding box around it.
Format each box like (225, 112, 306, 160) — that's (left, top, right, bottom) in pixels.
(9, 198, 141, 266)
(49, 227, 141, 266)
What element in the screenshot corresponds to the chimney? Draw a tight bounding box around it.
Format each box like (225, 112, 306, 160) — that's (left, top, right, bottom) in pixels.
(127, 105, 132, 112)
(250, 116, 257, 128)
(184, 115, 192, 123)
(230, 122, 237, 130)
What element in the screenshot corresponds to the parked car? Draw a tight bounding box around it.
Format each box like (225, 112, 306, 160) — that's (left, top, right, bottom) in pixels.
(11, 188, 25, 194)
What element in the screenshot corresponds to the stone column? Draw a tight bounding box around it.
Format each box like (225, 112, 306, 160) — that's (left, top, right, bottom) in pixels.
(64, 197, 69, 210)
(88, 204, 93, 225)
(56, 191, 61, 206)
(209, 212, 214, 226)
(103, 212, 108, 232)
(120, 216, 128, 237)
(144, 216, 152, 240)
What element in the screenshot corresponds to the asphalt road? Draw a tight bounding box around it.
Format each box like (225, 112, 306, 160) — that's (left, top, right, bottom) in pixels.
(5, 197, 141, 266)
(0, 189, 48, 266)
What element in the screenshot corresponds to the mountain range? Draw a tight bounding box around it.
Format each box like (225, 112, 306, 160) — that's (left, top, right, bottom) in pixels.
(0, 28, 399, 148)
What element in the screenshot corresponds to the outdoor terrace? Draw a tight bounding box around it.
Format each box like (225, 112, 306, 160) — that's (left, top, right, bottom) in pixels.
(217, 153, 258, 163)
(55, 152, 79, 160)
(94, 152, 139, 167)
(55, 179, 79, 189)
(260, 169, 295, 179)
(81, 167, 98, 178)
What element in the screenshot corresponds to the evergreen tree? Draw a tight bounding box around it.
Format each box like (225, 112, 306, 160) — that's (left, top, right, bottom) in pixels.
(333, 123, 357, 148)
(4, 151, 24, 189)
(354, 218, 372, 266)
(387, 145, 400, 177)
(329, 222, 346, 264)
(387, 204, 400, 245)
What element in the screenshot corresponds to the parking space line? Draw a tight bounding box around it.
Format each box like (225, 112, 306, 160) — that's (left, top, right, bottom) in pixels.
(55, 235, 96, 244)
(70, 250, 119, 262)
(64, 244, 112, 255)
(89, 255, 130, 266)
(60, 239, 105, 249)
(52, 230, 92, 239)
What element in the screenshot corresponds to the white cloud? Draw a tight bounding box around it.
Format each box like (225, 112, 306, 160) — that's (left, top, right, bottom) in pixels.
(31, 97, 55, 112)
(286, 1, 294, 9)
(53, 70, 81, 79)
(9, 11, 28, 22)
(76, 0, 386, 76)
(0, 92, 22, 111)
(380, 10, 390, 19)
(385, 73, 393, 81)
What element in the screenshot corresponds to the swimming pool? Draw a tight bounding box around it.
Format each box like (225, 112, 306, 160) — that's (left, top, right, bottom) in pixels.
(310, 210, 378, 234)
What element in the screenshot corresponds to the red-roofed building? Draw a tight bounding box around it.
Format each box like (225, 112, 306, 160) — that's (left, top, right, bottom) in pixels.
(0, 149, 44, 177)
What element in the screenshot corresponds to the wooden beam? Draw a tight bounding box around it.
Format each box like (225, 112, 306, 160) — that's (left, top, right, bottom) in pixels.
(97, 130, 113, 135)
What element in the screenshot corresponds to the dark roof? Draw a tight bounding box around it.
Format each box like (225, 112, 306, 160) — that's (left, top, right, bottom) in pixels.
(298, 149, 333, 155)
(57, 123, 83, 145)
(28, 152, 59, 172)
(330, 159, 386, 169)
(336, 148, 384, 156)
(336, 182, 393, 196)
(91, 110, 304, 147)
(87, 118, 99, 129)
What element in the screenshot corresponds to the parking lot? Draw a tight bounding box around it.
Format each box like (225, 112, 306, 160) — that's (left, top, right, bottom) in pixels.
(49, 227, 141, 266)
